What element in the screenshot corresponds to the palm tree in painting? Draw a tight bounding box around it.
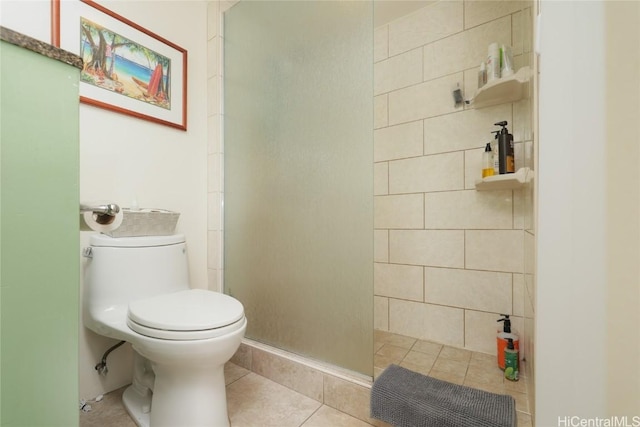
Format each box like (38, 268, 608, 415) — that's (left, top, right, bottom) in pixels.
(128, 45, 170, 105)
(79, 18, 170, 109)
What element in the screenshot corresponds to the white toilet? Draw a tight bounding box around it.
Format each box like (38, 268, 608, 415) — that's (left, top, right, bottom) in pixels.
(83, 233, 246, 427)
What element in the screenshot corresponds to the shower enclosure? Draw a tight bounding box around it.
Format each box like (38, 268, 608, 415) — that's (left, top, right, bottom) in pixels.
(223, 1, 374, 376)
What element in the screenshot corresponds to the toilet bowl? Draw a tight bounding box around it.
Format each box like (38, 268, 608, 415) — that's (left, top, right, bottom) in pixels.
(83, 234, 246, 427)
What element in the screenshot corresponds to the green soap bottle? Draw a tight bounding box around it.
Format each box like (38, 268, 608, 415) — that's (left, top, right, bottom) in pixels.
(504, 338, 519, 381)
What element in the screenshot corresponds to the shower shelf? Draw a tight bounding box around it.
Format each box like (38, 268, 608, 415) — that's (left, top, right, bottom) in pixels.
(475, 167, 534, 191)
(469, 66, 531, 109)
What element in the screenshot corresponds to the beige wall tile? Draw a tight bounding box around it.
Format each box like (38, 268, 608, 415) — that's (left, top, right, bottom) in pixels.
(389, 300, 465, 347)
(207, 75, 221, 116)
(251, 348, 324, 402)
(389, 298, 426, 339)
(423, 104, 512, 154)
(375, 263, 424, 301)
(375, 194, 424, 229)
(374, 162, 389, 196)
(220, 0, 240, 13)
(524, 281, 534, 319)
(374, 120, 424, 162)
(375, 48, 423, 95)
(513, 188, 524, 230)
(208, 114, 221, 155)
(423, 16, 511, 81)
(424, 267, 512, 313)
(463, 67, 480, 104)
(374, 296, 389, 331)
(464, 0, 528, 29)
(424, 304, 464, 346)
(523, 177, 534, 233)
(511, 7, 533, 56)
(374, 25, 389, 63)
(208, 153, 220, 192)
(513, 97, 532, 142)
(208, 192, 221, 231)
(374, 94, 389, 129)
(524, 230, 534, 275)
(390, 230, 465, 268)
(464, 309, 501, 354)
(389, 152, 464, 194)
(464, 147, 484, 189)
(524, 272, 534, 315)
(323, 375, 380, 425)
(207, 1, 219, 40)
(207, 268, 219, 292)
(465, 230, 524, 272)
(207, 36, 218, 79)
(231, 343, 253, 371)
(513, 273, 525, 316)
(424, 189, 513, 229)
(389, 1, 463, 56)
(374, 230, 389, 262)
(207, 230, 220, 269)
(388, 73, 463, 125)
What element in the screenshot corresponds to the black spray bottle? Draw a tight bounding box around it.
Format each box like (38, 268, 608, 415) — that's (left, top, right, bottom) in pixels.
(494, 121, 514, 174)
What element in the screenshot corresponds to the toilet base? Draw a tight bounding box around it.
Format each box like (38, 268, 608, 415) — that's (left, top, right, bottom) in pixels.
(121, 362, 230, 427)
(123, 385, 151, 427)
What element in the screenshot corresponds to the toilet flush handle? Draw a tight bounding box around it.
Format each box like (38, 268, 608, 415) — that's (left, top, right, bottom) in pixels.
(82, 247, 93, 258)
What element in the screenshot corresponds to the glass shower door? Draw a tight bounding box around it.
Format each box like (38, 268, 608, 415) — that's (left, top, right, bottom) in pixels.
(224, 1, 373, 376)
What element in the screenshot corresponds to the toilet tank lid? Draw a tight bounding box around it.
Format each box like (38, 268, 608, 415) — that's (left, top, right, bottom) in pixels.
(90, 233, 185, 247)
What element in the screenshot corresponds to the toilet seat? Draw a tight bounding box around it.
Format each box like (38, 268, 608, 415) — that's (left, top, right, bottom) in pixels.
(127, 289, 245, 341)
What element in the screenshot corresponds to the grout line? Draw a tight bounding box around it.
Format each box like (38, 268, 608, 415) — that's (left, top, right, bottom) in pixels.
(298, 405, 322, 427)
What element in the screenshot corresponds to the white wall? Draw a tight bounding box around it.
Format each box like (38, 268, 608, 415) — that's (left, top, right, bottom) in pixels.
(604, 0, 640, 418)
(0, 0, 51, 42)
(537, 0, 640, 422)
(2, 0, 209, 399)
(537, 0, 607, 420)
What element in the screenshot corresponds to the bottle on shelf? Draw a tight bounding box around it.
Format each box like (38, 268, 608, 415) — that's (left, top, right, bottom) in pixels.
(482, 143, 494, 178)
(494, 121, 514, 174)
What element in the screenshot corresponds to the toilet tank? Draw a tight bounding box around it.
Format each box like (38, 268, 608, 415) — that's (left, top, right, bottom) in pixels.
(85, 234, 190, 312)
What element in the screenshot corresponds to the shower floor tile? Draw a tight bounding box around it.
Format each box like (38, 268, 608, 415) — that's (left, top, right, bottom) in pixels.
(374, 330, 533, 424)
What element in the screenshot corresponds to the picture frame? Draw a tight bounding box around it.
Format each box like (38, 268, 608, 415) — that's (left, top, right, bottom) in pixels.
(52, 0, 187, 131)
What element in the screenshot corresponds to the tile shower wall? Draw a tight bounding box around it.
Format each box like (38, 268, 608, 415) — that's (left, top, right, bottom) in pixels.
(373, 0, 534, 358)
(206, 1, 235, 292)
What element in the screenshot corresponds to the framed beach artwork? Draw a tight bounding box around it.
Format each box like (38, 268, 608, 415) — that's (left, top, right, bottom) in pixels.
(52, 0, 187, 131)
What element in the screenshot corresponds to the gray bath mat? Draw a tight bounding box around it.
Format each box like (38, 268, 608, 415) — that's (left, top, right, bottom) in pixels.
(370, 364, 516, 427)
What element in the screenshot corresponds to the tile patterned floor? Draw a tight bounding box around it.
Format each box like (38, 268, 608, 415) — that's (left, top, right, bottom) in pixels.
(374, 330, 533, 427)
(80, 363, 373, 427)
(80, 331, 533, 427)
